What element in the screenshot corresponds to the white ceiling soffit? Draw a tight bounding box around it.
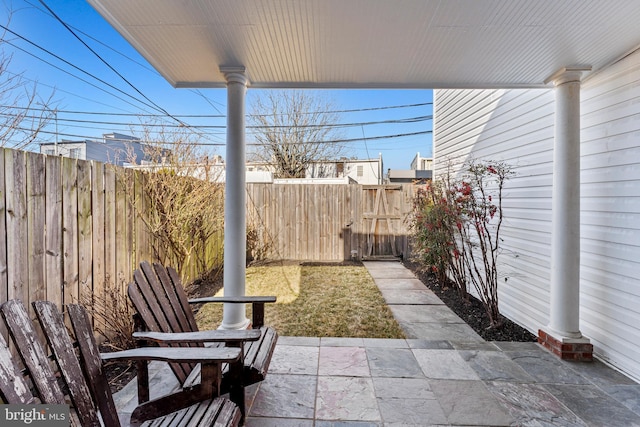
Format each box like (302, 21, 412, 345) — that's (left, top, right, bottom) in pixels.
(87, 0, 640, 89)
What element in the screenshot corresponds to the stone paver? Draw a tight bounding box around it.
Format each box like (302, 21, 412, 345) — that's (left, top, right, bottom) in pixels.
(375, 278, 430, 290)
(381, 288, 444, 305)
(249, 374, 317, 419)
(367, 347, 424, 378)
(319, 346, 370, 377)
(600, 384, 640, 415)
(413, 349, 480, 380)
(485, 381, 587, 426)
(390, 304, 463, 323)
(115, 260, 640, 427)
(430, 379, 514, 426)
(507, 350, 590, 384)
(459, 350, 535, 382)
(401, 321, 484, 342)
(316, 376, 380, 422)
(268, 344, 319, 375)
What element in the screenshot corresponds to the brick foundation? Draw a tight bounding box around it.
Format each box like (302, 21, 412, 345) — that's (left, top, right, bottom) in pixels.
(538, 329, 593, 362)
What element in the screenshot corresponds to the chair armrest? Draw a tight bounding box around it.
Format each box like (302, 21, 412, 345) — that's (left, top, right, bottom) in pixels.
(188, 296, 277, 304)
(104, 347, 242, 411)
(101, 346, 241, 364)
(132, 329, 261, 344)
(188, 296, 277, 329)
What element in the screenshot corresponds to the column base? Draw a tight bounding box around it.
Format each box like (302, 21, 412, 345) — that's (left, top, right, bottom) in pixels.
(538, 329, 593, 362)
(219, 317, 251, 330)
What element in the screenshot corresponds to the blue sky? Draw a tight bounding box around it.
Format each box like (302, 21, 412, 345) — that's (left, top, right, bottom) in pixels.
(4, 0, 432, 170)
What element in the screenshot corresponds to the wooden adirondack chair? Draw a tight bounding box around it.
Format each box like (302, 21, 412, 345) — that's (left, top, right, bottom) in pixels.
(128, 261, 278, 394)
(0, 299, 246, 427)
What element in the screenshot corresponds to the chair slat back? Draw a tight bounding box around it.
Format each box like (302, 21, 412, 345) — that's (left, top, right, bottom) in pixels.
(128, 261, 202, 384)
(160, 263, 200, 332)
(0, 331, 36, 404)
(32, 301, 107, 427)
(0, 300, 66, 405)
(65, 303, 122, 427)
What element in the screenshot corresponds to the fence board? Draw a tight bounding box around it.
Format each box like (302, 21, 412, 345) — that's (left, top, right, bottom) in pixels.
(91, 161, 106, 314)
(115, 168, 131, 290)
(45, 155, 63, 306)
(5, 149, 28, 303)
(26, 152, 46, 305)
(134, 171, 149, 270)
(0, 150, 7, 304)
(62, 157, 79, 306)
(77, 159, 93, 302)
(103, 166, 116, 291)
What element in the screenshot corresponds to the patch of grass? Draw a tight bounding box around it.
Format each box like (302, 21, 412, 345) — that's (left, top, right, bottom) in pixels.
(195, 263, 405, 338)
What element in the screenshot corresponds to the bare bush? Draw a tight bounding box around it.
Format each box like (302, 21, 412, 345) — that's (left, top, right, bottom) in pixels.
(80, 274, 135, 351)
(120, 123, 225, 281)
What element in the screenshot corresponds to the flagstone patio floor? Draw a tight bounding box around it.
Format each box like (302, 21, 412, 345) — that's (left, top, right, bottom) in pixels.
(115, 261, 640, 426)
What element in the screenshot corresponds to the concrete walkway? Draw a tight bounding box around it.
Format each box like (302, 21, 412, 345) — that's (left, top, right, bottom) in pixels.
(115, 261, 640, 426)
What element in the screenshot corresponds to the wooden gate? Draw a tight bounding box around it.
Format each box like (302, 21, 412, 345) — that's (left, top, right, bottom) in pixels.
(361, 185, 411, 259)
(246, 183, 415, 261)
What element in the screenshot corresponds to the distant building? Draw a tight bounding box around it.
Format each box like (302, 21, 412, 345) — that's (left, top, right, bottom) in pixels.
(306, 156, 383, 185)
(387, 152, 433, 184)
(39, 132, 153, 166)
(411, 152, 433, 171)
(243, 155, 384, 185)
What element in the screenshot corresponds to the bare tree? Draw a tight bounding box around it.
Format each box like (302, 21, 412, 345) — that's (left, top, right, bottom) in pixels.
(248, 90, 346, 178)
(0, 19, 55, 149)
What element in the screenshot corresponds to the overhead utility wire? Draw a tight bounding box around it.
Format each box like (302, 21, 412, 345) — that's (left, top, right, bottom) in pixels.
(24, 0, 158, 74)
(250, 101, 433, 118)
(26, 127, 431, 147)
(15, 101, 432, 119)
(37, 0, 216, 144)
(24, 0, 227, 116)
(2, 38, 159, 113)
(37, 0, 171, 116)
(1, 110, 431, 130)
(0, 67, 148, 115)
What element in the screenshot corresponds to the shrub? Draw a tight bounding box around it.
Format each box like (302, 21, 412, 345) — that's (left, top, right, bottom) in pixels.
(80, 274, 135, 351)
(411, 160, 514, 328)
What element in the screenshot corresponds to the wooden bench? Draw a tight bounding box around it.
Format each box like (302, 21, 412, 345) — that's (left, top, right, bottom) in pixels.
(0, 299, 245, 427)
(128, 261, 278, 394)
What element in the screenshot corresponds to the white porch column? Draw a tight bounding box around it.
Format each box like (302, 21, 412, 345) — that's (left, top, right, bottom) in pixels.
(539, 66, 593, 360)
(220, 66, 250, 330)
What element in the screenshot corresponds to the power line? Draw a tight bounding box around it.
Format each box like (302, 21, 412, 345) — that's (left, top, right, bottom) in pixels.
(11, 102, 431, 119)
(24, 0, 228, 119)
(25, 126, 430, 147)
(37, 1, 169, 116)
(2, 38, 160, 113)
(37, 0, 219, 144)
(0, 69, 150, 115)
(0, 109, 431, 130)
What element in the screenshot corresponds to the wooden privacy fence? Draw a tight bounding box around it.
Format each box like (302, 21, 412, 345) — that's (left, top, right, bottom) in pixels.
(246, 183, 415, 261)
(0, 148, 218, 315)
(0, 145, 416, 315)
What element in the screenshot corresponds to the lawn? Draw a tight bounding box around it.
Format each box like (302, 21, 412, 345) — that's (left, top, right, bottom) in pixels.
(195, 263, 406, 338)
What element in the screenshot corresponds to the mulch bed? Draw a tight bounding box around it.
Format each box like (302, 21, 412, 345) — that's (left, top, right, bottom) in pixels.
(404, 261, 537, 342)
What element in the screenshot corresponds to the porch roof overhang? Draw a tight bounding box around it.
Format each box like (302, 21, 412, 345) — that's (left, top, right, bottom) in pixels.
(87, 0, 640, 90)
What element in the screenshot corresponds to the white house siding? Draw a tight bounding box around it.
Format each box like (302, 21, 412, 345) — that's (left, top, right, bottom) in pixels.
(433, 48, 640, 381)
